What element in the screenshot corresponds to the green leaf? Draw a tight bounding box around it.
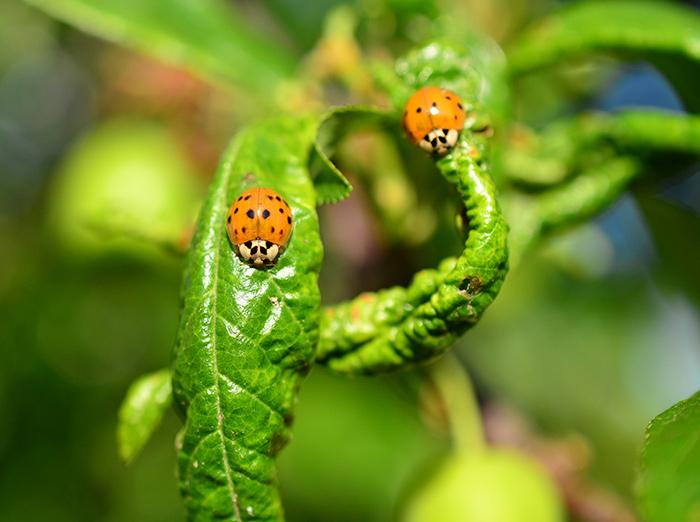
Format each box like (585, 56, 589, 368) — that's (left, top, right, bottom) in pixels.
(317, 129, 509, 373)
(507, 1, 700, 110)
(506, 157, 642, 265)
(24, 0, 295, 91)
(118, 368, 172, 464)
(309, 106, 393, 204)
(502, 110, 700, 262)
(315, 41, 510, 374)
(637, 390, 700, 521)
(171, 115, 323, 521)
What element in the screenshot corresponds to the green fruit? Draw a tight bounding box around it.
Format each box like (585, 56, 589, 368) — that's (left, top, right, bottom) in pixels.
(404, 450, 563, 522)
(48, 118, 201, 259)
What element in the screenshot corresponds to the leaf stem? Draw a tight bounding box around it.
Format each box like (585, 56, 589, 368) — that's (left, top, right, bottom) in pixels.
(430, 353, 485, 455)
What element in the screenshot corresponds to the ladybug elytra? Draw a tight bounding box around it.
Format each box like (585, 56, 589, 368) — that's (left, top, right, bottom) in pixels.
(402, 86, 466, 155)
(226, 187, 293, 267)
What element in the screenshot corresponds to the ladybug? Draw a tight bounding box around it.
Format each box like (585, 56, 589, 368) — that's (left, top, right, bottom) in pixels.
(225, 187, 293, 267)
(402, 86, 466, 155)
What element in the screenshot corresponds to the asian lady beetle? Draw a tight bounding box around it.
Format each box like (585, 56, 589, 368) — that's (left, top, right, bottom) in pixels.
(402, 86, 466, 155)
(225, 187, 293, 267)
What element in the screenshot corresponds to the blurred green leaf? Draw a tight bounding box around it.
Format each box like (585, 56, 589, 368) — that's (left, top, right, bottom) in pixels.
(507, 1, 700, 110)
(118, 368, 172, 464)
(262, 0, 342, 50)
(637, 390, 700, 521)
(507, 111, 700, 189)
(171, 116, 324, 520)
(24, 0, 296, 92)
(506, 157, 642, 263)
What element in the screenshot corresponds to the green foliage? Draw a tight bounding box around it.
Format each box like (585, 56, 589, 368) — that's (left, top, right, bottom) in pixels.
(118, 368, 172, 464)
(501, 110, 700, 262)
(21, 1, 700, 521)
(636, 391, 700, 521)
(308, 107, 372, 205)
(507, 1, 700, 110)
(170, 116, 325, 521)
(24, 0, 295, 92)
(316, 42, 509, 374)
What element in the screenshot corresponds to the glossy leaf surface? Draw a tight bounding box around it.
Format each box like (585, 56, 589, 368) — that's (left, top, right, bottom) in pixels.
(637, 391, 700, 521)
(171, 116, 323, 521)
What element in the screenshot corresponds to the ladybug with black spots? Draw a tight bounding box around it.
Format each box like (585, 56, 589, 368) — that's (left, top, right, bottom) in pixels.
(402, 86, 466, 155)
(225, 187, 293, 268)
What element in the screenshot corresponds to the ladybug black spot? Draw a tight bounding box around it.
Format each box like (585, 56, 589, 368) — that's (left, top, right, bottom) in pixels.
(246, 209, 254, 219)
(237, 196, 242, 201)
(279, 208, 284, 214)
(457, 103, 463, 110)
(416, 107, 422, 113)
(244, 240, 253, 248)
(279, 229, 283, 235)
(431, 101, 437, 107)
(242, 227, 246, 233)
(454, 115, 458, 120)
(244, 195, 251, 200)
(446, 95, 452, 100)
(262, 209, 270, 219)
(287, 216, 291, 224)
(275, 195, 281, 201)
(260, 246, 267, 255)
(431, 137, 438, 147)
(423, 134, 430, 142)
(251, 246, 258, 255)
(438, 136, 447, 144)
(227, 216, 231, 223)
(267, 195, 273, 200)
(271, 226, 275, 233)
(443, 129, 448, 134)
(234, 207, 239, 214)
(266, 241, 273, 248)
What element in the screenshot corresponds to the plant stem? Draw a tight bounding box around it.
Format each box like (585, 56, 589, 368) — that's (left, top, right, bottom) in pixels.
(430, 353, 486, 455)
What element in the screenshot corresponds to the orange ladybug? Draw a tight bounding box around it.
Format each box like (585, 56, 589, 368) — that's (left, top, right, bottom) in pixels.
(225, 187, 293, 267)
(402, 86, 466, 155)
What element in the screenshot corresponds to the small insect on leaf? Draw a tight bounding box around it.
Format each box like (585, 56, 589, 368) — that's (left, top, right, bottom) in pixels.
(225, 186, 293, 268)
(403, 87, 466, 155)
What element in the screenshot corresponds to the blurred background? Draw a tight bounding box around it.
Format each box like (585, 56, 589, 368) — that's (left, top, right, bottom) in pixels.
(1, 0, 699, 520)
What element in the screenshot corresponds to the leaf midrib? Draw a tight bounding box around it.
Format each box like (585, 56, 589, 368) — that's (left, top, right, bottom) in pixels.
(209, 136, 243, 522)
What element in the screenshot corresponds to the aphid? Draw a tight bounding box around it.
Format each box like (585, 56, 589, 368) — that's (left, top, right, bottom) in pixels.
(226, 187, 292, 267)
(402, 86, 466, 155)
